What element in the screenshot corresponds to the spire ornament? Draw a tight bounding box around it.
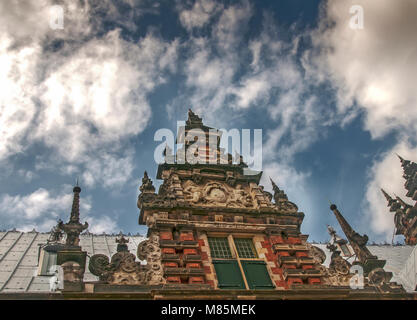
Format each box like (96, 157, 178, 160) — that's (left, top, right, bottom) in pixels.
(138, 171, 157, 209)
(329, 204, 385, 274)
(381, 189, 401, 212)
(139, 171, 155, 193)
(58, 184, 89, 247)
(186, 108, 203, 126)
(270, 178, 288, 202)
(381, 156, 417, 244)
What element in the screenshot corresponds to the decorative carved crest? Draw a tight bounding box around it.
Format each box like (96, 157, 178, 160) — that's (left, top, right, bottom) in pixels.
(182, 180, 254, 208)
(88, 235, 165, 286)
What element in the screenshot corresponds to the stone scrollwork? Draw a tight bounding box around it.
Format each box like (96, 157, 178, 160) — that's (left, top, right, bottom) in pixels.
(318, 243, 353, 286)
(88, 251, 147, 285)
(307, 244, 326, 265)
(88, 234, 164, 285)
(137, 233, 165, 285)
(307, 243, 353, 287)
(329, 254, 351, 275)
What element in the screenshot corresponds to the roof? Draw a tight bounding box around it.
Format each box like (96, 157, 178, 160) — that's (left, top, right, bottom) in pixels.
(0, 231, 415, 293)
(0, 231, 145, 293)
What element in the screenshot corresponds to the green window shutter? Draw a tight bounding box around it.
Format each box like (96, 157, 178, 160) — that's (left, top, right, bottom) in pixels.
(241, 260, 275, 290)
(213, 260, 245, 289)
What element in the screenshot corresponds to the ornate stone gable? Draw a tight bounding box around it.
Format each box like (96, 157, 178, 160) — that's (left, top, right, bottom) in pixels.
(381, 155, 417, 245)
(182, 180, 254, 208)
(88, 234, 165, 286)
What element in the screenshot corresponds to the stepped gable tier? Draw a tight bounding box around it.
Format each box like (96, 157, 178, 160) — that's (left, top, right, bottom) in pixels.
(137, 110, 324, 290)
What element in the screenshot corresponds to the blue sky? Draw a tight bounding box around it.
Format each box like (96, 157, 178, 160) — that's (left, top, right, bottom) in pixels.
(1, 0, 416, 243)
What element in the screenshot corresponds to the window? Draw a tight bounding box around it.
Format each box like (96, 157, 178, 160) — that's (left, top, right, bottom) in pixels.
(208, 236, 274, 290)
(208, 237, 233, 259)
(234, 238, 257, 259)
(38, 249, 57, 275)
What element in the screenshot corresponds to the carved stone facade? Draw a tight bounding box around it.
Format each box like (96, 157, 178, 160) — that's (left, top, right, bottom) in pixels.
(56, 110, 409, 298)
(136, 110, 325, 290)
(381, 156, 417, 245)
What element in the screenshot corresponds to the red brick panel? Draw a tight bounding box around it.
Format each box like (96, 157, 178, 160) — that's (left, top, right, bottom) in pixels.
(180, 233, 194, 241)
(287, 278, 303, 285)
(162, 248, 176, 254)
(295, 251, 308, 258)
(189, 277, 205, 284)
(166, 276, 181, 283)
(277, 251, 290, 257)
(308, 278, 321, 285)
(164, 262, 178, 268)
(184, 248, 198, 255)
(287, 237, 302, 244)
(270, 236, 284, 244)
(160, 232, 173, 240)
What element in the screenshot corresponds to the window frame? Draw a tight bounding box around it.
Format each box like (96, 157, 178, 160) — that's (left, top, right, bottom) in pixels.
(207, 234, 275, 290)
(38, 246, 58, 276)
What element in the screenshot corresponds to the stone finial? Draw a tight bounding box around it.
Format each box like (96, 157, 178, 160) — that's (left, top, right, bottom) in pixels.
(116, 234, 129, 252)
(139, 171, 155, 193)
(186, 108, 203, 126)
(59, 184, 88, 247)
(381, 189, 395, 206)
(270, 177, 288, 202)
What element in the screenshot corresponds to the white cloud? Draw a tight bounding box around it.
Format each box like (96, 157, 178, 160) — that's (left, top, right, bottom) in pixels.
(260, 162, 310, 197)
(0, 0, 178, 190)
(87, 215, 118, 234)
(177, 6, 333, 166)
(304, 0, 417, 139)
(301, 0, 417, 241)
(0, 185, 91, 231)
(17, 169, 37, 183)
(179, 0, 223, 31)
(363, 140, 417, 241)
(34, 29, 177, 162)
(0, 184, 120, 234)
(82, 149, 135, 188)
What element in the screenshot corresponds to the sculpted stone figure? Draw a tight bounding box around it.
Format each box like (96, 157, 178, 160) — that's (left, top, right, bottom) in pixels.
(183, 181, 204, 204)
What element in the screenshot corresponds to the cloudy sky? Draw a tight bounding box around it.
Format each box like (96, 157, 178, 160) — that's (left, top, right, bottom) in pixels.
(1, 0, 416, 242)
